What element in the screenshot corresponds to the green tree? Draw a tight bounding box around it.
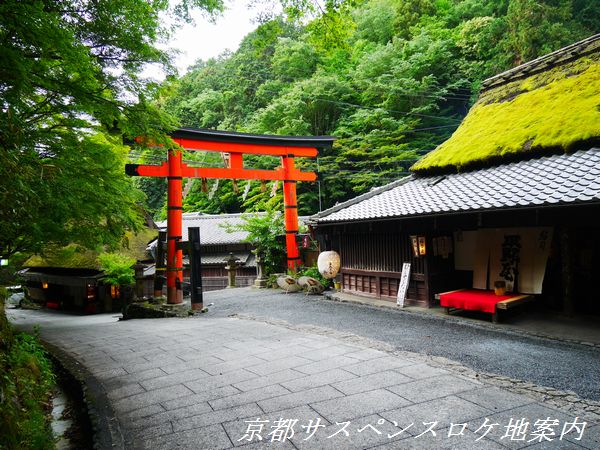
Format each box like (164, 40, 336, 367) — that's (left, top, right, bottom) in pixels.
(503, 0, 587, 65)
(0, 0, 223, 259)
(98, 253, 136, 287)
(272, 38, 320, 81)
(223, 209, 286, 275)
(1, 133, 145, 258)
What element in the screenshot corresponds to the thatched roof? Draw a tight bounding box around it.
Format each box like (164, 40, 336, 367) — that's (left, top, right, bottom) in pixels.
(25, 228, 157, 270)
(411, 34, 600, 174)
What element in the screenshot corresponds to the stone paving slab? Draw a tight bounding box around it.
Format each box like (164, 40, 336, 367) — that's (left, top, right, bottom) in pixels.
(173, 403, 264, 434)
(311, 388, 412, 423)
(386, 373, 483, 403)
(295, 355, 360, 375)
(233, 368, 306, 392)
(258, 385, 344, 413)
(457, 386, 536, 412)
(378, 395, 491, 431)
(280, 368, 357, 393)
(394, 362, 450, 380)
(331, 370, 412, 396)
(343, 355, 415, 376)
(7, 308, 599, 449)
(209, 384, 291, 411)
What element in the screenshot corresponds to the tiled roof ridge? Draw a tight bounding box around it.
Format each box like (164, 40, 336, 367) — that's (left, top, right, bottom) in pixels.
(457, 147, 597, 177)
(481, 33, 600, 91)
(310, 176, 414, 222)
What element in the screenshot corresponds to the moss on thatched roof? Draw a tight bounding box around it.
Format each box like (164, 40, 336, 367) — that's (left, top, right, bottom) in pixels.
(26, 245, 100, 270)
(412, 53, 600, 174)
(25, 228, 157, 270)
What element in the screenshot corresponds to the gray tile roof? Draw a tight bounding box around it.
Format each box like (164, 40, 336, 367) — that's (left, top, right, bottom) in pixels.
(156, 213, 252, 245)
(312, 148, 600, 223)
(156, 213, 309, 244)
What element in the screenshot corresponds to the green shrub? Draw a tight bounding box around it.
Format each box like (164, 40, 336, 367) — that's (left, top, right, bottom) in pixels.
(298, 265, 331, 288)
(222, 209, 286, 276)
(98, 252, 136, 286)
(1, 314, 56, 449)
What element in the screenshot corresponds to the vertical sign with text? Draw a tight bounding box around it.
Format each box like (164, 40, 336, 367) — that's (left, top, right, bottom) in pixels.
(397, 262, 411, 307)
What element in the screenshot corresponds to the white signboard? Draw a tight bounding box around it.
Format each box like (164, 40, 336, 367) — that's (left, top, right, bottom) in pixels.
(396, 262, 411, 307)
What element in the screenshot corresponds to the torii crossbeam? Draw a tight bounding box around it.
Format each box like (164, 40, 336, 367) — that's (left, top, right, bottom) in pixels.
(126, 128, 335, 306)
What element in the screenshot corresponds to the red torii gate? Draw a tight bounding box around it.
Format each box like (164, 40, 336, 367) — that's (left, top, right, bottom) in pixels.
(126, 128, 335, 306)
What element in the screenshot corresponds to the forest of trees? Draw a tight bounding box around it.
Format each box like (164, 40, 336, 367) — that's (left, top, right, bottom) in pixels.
(137, 0, 600, 219)
(0, 0, 224, 259)
(1, 0, 598, 262)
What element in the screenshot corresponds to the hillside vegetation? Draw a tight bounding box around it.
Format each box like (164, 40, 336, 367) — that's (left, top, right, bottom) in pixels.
(143, 0, 599, 217)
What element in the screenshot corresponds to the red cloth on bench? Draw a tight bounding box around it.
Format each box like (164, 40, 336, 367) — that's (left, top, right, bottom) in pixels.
(439, 289, 514, 314)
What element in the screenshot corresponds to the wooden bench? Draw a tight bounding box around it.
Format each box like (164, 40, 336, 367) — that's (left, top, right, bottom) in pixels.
(435, 289, 533, 323)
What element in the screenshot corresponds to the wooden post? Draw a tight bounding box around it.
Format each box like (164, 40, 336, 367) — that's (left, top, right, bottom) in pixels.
(154, 231, 166, 298)
(282, 156, 301, 270)
(188, 227, 204, 311)
(560, 228, 574, 317)
(224, 253, 240, 288)
(167, 149, 183, 304)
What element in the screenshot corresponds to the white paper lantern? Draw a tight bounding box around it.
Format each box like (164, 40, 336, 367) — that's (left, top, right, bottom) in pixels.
(317, 251, 341, 279)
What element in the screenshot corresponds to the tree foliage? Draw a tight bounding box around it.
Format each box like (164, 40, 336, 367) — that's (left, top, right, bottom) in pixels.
(222, 209, 286, 275)
(98, 253, 136, 286)
(0, 0, 223, 259)
(148, 0, 600, 216)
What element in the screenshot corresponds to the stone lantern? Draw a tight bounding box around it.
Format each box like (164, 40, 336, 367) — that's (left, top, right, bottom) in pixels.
(133, 263, 146, 300)
(253, 250, 268, 288)
(224, 253, 242, 288)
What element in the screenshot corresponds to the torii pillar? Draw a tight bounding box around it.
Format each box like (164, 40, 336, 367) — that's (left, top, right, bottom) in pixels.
(127, 128, 335, 305)
(167, 148, 184, 303)
(282, 156, 301, 268)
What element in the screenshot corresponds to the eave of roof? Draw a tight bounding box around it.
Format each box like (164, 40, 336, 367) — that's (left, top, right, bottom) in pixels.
(310, 177, 413, 223)
(312, 148, 600, 224)
(170, 128, 336, 149)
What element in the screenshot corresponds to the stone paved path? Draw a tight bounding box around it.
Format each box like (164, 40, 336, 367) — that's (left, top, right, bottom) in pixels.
(205, 289, 600, 402)
(7, 308, 600, 449)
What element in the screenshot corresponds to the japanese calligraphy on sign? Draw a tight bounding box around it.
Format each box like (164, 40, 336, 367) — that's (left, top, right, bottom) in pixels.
(397, 262, 411, 307)
(499, 234, 521, 291)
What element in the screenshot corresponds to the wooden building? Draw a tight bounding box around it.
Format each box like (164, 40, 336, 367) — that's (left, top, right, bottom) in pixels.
(311, 34, 600, 316)
(19, 229, 157, 313)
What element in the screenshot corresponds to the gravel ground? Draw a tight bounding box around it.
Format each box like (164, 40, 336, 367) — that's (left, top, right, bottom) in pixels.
(203, 288, 600, 401)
